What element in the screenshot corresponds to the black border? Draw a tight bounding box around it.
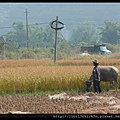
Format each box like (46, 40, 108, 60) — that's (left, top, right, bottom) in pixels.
(0, 1, 120, 3)
(0, 114, 120, 119)
(0, 1, 119, 5)
(0, 1, 120, 119)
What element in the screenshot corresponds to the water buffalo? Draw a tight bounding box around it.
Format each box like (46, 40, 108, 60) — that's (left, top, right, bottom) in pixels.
(86, 66, 119, 92)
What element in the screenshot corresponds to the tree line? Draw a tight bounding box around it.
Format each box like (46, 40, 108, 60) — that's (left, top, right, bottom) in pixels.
(1, 19, 120, 59)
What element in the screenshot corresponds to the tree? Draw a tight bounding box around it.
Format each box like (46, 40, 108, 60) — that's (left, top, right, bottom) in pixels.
(42, 25, 55, 48)
(58, 40, 69, 52)
(68, 21, 101, 48)
(100, 20, 120, 44)
(12, 21, 26, 47)
(28, 23, 44, 48)
(4, 20, 67, 52)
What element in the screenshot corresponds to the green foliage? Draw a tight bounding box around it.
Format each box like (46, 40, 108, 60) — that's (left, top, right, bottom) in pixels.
(5, 51, 18, 59)
(20, 48, 37, 59)
(58, 40, 69, 52)
(2, 19, 120, 60)
(5, 21, 67, 51)
(69, 21, 101, 48)
(100, 20, 120, 44)
(12, 21, 26, 47)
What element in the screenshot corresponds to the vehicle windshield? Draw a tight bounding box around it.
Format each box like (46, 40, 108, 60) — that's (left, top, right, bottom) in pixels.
(100, 46, 107, 51)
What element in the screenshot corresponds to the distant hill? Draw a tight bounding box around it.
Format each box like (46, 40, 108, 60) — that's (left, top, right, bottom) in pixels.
(0, 3, 120, 39)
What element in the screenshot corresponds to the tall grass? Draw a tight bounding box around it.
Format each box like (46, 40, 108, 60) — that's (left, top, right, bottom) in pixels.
(0, 59, 119, 95)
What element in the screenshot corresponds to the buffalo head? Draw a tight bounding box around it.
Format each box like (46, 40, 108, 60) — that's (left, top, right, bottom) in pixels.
(86, 80, 92, 92)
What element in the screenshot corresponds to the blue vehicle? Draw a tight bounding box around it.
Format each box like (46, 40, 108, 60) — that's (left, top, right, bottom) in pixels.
(81, 44, 111, 54)
(99, 45, 111, 54)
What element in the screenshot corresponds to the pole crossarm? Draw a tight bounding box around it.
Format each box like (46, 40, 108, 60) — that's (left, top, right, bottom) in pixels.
(50, 20, 64, 30)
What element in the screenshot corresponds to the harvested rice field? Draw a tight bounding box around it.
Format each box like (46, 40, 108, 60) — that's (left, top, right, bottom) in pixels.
(1, 91, 120, 114)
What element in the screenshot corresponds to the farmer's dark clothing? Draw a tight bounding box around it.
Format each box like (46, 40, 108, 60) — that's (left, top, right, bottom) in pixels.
(92, 65, 102, 93)
(93, 79, 101, 93)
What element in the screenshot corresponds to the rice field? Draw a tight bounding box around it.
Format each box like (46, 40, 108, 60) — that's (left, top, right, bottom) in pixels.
(0, 59, 120, 114)
(0, 59, 119, 95)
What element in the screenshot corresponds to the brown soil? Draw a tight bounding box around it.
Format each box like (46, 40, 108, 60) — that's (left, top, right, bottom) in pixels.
(0, 91, 120, 114)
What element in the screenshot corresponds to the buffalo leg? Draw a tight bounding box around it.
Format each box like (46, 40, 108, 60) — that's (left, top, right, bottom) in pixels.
(107, 81, 113, 91)
(116, 79, 119, 91)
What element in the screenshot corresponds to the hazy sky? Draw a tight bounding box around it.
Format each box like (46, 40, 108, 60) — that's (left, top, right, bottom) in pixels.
(0, 2, 120, 39)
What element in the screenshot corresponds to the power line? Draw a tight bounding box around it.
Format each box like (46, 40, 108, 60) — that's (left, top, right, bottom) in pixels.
(0, 22, 50, 29)
(0, 22, 106, 30)
(0, 26, 13, 29)
(0, 13, 109, 30)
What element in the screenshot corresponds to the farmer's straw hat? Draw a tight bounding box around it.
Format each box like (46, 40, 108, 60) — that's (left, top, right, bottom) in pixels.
(92, 59, 99, 64)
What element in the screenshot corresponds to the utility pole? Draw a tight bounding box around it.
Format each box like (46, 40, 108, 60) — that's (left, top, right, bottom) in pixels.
(24, 8, 29, 49)
(54, 16, 58, 64)
(50, 16, 64, 64)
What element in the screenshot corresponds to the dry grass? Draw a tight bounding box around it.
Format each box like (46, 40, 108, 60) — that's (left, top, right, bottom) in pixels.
(0, 59, 119, 94)
(0, 59, 120, 114)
